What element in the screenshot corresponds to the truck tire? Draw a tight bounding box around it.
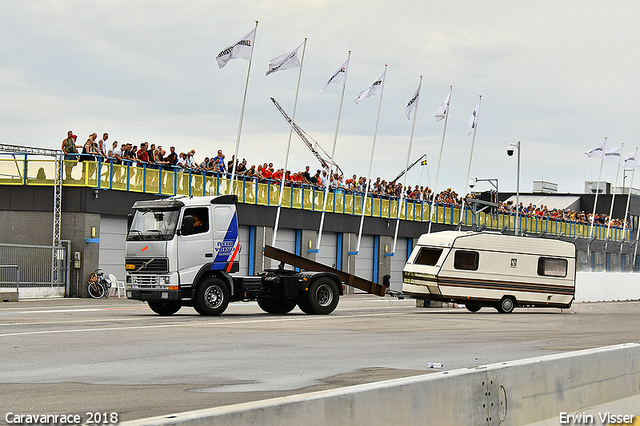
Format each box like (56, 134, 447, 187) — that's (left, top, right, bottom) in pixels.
(496, 297, 516, 314)
(148, 300, 181, 316)
(304, 278, 340, 315)
(258, 298, 297, 314)
(194, 277, 230, 316)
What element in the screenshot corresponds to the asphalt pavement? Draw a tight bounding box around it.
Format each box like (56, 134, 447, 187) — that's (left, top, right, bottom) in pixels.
(1, 295, 639, 423)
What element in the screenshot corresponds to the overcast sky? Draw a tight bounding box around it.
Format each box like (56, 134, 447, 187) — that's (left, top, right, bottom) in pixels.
(2, 1, 639, 195)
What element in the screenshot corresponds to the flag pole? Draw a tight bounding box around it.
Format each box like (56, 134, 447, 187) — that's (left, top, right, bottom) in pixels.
(428, 85, 453, 234)
(589, 137, 607, 239)
(355, 64, 387, 254)
(622, 147, 637, 242)
(317, 51, 351, 252)
(392, 76, 422, 255)
(606, 142, 624, 239)
(634, 214, 640, 270)
(459, 94, 482, 228)
(272, 38, 307, 247)
(228, 21, 258, 196)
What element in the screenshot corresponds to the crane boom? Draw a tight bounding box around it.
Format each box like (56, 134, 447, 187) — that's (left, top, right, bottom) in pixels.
(270, 97, 344, 177)
(390, 153, 427, 184)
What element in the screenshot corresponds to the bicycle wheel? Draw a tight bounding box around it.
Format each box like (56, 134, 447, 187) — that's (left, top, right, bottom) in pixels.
(88, 281, 105, 299)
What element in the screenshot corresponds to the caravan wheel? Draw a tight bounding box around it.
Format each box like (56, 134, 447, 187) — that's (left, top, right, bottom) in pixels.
(465, 303, 481, 313)
(496, 297, 516, 314)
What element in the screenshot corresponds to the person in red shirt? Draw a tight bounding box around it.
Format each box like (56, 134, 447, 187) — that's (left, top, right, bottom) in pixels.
(262, 167, 273, 180)
(137, 142, 149, 166)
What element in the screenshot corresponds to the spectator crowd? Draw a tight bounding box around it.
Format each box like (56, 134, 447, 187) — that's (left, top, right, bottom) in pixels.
(61, 130, 629, 230)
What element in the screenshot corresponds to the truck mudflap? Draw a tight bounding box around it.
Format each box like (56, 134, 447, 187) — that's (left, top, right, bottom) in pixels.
(263, 245, 387, 297)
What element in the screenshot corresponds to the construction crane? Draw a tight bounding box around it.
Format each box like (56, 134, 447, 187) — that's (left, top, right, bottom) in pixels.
(270, 97, 344, 178)
(390, 153, 427, 184)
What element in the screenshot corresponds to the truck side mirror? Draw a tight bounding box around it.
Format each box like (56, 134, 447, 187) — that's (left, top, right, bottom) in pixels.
(127, 214, 133, 232)
(181, 215, 194, 235)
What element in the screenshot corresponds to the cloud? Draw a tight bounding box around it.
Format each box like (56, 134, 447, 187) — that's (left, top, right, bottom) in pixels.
(1, 0, 640, 195)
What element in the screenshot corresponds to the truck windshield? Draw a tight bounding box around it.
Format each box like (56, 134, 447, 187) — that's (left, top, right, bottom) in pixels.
(127, 209, 180, 241)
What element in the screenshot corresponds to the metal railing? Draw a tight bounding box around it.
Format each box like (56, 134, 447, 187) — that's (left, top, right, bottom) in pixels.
(0, 265, 19, 300)
(0, 243, 66, 288)
(0, 155, 631, 242)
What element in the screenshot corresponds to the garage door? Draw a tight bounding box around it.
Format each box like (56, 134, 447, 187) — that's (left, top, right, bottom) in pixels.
(389, 237, 408, 293)
(316, 232, 338, 269)
(269, 228, 296, 270)
(354, 235, 374, 283)
(98, 216, 127, 281)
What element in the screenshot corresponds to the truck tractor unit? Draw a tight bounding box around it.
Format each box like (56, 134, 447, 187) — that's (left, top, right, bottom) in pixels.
(125, 195, 345, 316)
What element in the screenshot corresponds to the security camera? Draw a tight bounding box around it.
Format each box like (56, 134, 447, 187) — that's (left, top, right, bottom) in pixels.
(506, 146, 514, 156)
(468, 178, 476, 188)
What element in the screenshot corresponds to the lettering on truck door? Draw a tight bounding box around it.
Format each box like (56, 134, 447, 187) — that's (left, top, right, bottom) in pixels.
(213, 206, 239, 272)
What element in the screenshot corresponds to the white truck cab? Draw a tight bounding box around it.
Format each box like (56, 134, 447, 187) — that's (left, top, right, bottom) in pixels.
(125, 195, 343, 316)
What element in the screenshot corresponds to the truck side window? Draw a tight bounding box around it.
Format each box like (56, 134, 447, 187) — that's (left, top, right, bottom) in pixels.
(454, 250, 479, 271)
(538, 257, 567, 277)
(414, 248, 442, 266)
(184, 208, 209, 235)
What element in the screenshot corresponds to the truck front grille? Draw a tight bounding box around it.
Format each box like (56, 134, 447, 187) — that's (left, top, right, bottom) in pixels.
(125, 258, 169, 274)
(132, 275, 160, 287)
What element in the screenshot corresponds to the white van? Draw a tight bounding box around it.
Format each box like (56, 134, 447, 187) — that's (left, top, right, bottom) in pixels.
(402, 231, 576, 313)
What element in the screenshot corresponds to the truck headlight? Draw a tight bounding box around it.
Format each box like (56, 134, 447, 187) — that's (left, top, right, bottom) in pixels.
(162, 276, 171, 285)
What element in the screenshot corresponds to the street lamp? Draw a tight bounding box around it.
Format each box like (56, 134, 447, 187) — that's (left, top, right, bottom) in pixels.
(507, 141, 521, 236)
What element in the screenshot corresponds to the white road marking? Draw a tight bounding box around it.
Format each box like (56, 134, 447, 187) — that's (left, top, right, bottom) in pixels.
(0, 311, 414, 338)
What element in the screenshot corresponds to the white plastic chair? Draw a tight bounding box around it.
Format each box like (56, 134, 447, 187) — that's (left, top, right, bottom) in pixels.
(108, 274, 126, 298)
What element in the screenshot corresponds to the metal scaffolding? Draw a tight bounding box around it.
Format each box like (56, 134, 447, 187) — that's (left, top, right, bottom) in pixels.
(0, 144, 64, 279)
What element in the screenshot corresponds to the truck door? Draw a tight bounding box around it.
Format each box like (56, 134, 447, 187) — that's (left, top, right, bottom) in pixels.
(177, 207, 213, 285)
(211, 205, 240, 273)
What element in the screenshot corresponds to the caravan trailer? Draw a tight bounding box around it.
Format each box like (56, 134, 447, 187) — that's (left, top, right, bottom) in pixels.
(402, 231, 576, 313)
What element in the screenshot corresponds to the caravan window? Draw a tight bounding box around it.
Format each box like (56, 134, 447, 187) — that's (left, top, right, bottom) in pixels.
(414, 248, 443, 266)
(454, 250, 479, 270)
(537, 257, 567, 277)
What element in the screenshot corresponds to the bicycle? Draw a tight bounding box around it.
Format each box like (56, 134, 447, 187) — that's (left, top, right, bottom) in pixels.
(87, 269, 112, 299)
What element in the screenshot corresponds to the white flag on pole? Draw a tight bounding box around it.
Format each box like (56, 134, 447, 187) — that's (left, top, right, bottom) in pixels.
(624, 151, 638, 169)
(467, 101, 480, 135)
(319, 58, 349, 94)
(354, 69, 386, 104)
(266, 41, 304, 76)
(216, 28, 256, 69)
(435, 92, 451, 122)
(604, 146, 623, 164)
(586, 143, 605, 158)
(405, 82, 421, 120)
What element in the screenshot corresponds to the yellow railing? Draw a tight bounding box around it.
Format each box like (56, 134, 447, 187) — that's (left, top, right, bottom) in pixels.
(0, 157, 629, 242)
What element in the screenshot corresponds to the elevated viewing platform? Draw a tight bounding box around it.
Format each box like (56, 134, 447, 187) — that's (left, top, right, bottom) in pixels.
(0, 154, 633, 242)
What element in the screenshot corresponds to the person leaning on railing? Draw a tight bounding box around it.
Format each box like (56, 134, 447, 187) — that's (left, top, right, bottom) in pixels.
(61, 131, 82, 179)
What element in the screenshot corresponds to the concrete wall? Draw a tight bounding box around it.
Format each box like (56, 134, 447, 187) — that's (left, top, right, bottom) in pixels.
(575, 272, 640, 302)
(120, 343, 640, 426)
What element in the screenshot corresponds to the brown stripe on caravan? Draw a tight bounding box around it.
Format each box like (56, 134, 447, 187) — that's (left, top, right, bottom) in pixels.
(438, 277, 575, 296)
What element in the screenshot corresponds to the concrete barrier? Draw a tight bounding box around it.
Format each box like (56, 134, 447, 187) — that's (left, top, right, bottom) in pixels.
(121, 342, 640, 426)
(576, 272, 640, 303)
(0, 290, 18, 302)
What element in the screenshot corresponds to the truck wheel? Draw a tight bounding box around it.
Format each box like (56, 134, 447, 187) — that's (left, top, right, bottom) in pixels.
(296, 297, 313, 314)
(305, 278, 340, 315)
(465, 303, 481, 313)
(258, 298, 297, 314)
(496, 297, 516, 314)
(148, 301, 181, 316)
(195, 277, 230, 316)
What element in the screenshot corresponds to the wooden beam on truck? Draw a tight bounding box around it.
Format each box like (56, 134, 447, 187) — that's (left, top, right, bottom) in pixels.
(263, 245, 387, 297)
